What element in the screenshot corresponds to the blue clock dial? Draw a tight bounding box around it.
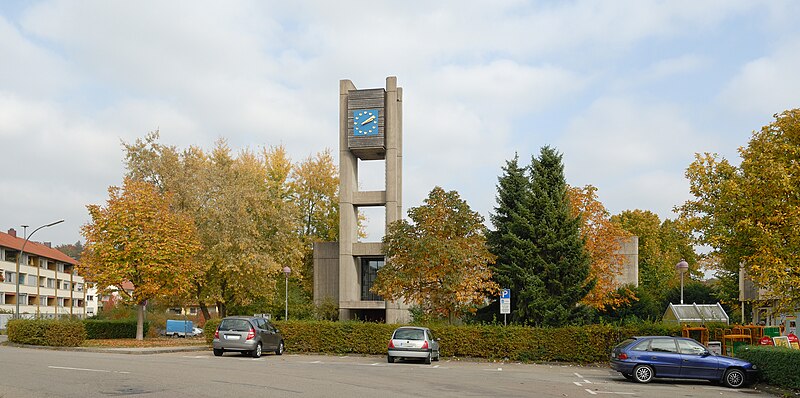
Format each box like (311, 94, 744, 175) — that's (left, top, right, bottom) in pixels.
(353, 109, 379, 136)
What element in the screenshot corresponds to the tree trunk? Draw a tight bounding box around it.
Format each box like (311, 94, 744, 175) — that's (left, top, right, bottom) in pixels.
(216, 301, 226, 318)
(136, 303, 145, 340)
(199, 301, 211, 321)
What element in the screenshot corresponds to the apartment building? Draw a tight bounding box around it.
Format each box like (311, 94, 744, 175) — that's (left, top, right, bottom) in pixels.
(0, 228, 92, 318)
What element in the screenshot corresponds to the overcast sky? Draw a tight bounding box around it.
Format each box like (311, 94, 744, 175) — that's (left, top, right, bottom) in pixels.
(2, 1, 799, 246)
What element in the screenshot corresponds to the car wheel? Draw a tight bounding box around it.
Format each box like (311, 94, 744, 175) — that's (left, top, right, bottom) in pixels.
(213, 348, 223, 357)
(251, 342, 262, 358)
(633, 365, 654, 383)
(387, 355, 395, 363)
(424, 352, 432, 365)
(724, 368, 745, 388)
(275, 341, 285, 355)
(622, 373, 634, 381)
(434, 351, 440, 362)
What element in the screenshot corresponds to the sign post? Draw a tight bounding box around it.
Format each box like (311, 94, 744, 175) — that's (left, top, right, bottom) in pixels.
(500, 289, 511, 326)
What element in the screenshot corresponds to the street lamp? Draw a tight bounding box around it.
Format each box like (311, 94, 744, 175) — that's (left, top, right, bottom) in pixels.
(283, 266, 291, 320)
(15, 219, 65, 318)
(676, 259, 689, 305)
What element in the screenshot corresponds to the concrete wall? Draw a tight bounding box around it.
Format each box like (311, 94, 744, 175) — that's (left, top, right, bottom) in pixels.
(614, 236, 639, 287)
(312, 242, 339, 306)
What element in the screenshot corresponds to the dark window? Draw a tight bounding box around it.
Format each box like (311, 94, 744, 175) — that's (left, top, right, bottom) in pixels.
(649, 338, 678, 353)
(360, 258, 384, 301)
(394, 328, 425, 340)
(219, 319, 251, 332)
(631, 339, 650, 351)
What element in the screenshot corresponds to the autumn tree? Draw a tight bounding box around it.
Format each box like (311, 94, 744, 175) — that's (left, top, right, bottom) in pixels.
(291, 149, 339, 294)
(372, 186, 499, 322)
(566, 185, 632, 309)
(489, 148, 595, 327)
(679, 109, 800, 313)
(611, 210, 696, 303)
(122, 133, 305, 318)
(80, 178, 202, 339)
(55, 241, 84, 261)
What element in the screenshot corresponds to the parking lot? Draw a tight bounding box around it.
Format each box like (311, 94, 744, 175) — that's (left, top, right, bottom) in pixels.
(0, 345, 773, 397)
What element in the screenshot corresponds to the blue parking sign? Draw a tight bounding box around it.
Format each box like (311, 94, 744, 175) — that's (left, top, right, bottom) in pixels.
(501, 289, 510, 299)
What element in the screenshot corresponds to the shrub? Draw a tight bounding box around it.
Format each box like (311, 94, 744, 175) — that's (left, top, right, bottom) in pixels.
(7, 319, 86, 346)
(203, 318, 222, 345)
(83, 319, 150, 339)
(268, 320, 683, 363)
(738, 345, 800, 390)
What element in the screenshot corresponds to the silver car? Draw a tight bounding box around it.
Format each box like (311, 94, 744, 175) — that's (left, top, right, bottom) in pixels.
(387, 326, 440, 364)
(212, 316, 285, 358)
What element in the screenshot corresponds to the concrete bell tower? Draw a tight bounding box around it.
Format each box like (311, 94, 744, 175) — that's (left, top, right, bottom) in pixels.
(336, 76, 408, 323)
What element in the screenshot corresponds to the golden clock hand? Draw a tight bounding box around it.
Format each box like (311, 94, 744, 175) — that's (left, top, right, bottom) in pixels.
(361, 115, 375, 125)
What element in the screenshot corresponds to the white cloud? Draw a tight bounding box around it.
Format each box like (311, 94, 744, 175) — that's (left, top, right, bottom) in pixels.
(720, 39, 800, 116)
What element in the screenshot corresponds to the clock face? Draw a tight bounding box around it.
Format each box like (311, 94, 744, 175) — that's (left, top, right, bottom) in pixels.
(353, 109, 379, 137)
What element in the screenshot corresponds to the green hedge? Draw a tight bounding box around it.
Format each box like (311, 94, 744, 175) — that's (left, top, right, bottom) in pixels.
(270, 320, 683, 363)
(203, 318, 222, 345)
(83, 319, 150, 339)
(7, 319, 86, 347)
(738, 346, 800, 390)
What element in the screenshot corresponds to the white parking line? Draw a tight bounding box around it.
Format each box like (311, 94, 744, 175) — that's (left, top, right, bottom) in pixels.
(583, 379, 592, 384)
(574, 382, 584, 387)
(585, 389, 597, 395)
(48, 366, 129, 374)
(575, 372, 584, 378)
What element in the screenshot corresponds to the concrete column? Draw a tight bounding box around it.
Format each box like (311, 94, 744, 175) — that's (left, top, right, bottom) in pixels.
(339, 79, 358, 320)
(384, 77, 402, 227)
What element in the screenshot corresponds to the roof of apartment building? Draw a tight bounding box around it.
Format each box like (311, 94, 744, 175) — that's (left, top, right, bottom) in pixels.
(0, 228, 77, 265)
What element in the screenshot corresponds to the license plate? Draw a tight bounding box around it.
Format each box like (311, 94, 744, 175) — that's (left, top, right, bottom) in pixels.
(225, 335, 240, 340)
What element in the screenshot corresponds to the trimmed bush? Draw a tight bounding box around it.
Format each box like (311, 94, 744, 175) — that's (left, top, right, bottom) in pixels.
(738, 345, 800, 390)
(272, 320, 683, 363)
(83, 319, 150, 339)
(7, 319, 86, 347)
(203, 318, 222, 345)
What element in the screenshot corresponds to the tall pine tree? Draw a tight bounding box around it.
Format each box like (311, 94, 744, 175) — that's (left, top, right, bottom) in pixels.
(489, 147, 595, 326)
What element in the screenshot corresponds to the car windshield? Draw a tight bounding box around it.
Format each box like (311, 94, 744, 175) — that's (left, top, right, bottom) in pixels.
(219, 319, 251, 332)
(615, 338, 636, 349)
(394, 329, 425, 340)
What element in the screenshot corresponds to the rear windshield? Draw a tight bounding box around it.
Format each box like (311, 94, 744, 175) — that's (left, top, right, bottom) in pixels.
(219, 319, 252, 332)
(394, 329, 425, 340)
(614, 338, 637, 349)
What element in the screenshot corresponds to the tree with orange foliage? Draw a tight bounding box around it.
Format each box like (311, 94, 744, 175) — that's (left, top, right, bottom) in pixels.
(80, 178, 202, 340)
(372, 187, 499, 323)
(567, 185, 633, 309)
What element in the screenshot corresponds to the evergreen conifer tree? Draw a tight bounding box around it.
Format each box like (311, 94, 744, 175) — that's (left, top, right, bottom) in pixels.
(489, 147, 595, 326)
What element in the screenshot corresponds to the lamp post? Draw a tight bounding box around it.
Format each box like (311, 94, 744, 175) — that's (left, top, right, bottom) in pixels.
(15, 219, 64, 318)
(282, 266, 291, 320)
(676, 259, 689, 305)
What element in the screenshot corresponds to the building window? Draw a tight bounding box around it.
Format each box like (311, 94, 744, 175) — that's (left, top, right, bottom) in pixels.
(87, 295, 94, 302)
(3, 271, 13, 284)
(360, 258, 384, 301)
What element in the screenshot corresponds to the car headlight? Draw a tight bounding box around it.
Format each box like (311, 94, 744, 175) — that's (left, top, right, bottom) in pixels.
(750, 364, 757, 370)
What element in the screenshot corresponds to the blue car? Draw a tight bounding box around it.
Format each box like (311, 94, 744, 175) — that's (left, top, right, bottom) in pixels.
(610, 336, 758, 388)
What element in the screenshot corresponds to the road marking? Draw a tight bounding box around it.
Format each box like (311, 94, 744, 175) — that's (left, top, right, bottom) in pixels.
(575, 372, 584, 378)
(585, 389, 597, 395)
(583, 379, 592, 384)
(574, 382, 583, 386)
(370, 363, 380, 366)
(48, 366, 128, 374)
(310, 361, 322, 364)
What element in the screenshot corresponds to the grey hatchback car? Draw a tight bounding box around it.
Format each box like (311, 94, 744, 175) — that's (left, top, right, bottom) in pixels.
(212, 316, 285, 358)
(387, 326, 440, 364)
